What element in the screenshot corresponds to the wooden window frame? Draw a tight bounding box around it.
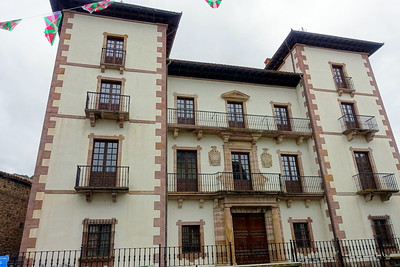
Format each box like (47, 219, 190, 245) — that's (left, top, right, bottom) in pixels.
(368, 215, 396, 249)
(349, 147, 378, 175)
(97, 76, 126, 95)
(174, 93, 198, 112)
(101, 33, 128, 73)
(271, 102, 293, 131)
(221, 90, 250, 129)
(329, 62, 355, 96)
(172, 145, 202, 191)
(81, 218, 117, 261)
(176, 220, 206, 259)
(288, 217, 315, 251)
(278, 151, 305, 193)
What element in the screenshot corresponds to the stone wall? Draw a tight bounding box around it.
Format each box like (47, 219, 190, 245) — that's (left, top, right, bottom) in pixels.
(0, 172, 31, 253)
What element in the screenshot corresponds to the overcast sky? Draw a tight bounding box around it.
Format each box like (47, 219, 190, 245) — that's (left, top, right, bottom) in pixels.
(0, 0, 399, 176)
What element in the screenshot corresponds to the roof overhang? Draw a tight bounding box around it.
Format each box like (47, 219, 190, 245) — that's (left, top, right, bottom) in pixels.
(49, 0, 182, 57)
(168, 59, 302, 87)
(266, 30, 384, 70)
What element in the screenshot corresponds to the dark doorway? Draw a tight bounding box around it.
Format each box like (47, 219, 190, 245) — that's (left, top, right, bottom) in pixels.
(354, 152, 377, 190)
(231, 153, 252, 190)
(232, 213, 269, 265)
(177, 150, 198, 192)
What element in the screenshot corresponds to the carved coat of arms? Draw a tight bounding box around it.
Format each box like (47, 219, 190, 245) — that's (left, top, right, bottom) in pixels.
(261, 148, 272, 168)
(208, 146, 221, 166)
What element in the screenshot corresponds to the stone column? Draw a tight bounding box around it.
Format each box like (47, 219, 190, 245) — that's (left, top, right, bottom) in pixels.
(272, 206, 284, 261)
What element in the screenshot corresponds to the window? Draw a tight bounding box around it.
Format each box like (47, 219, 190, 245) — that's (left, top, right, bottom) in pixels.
(177, 150, 198, 192)
(227, 102, 245, 128)
(341, 103, 359, 129)
(99, 80, 122, 111)
(90, 140, 119, 187)
(274, 105, 291, 131)
(231, 152, 252, 190)
(182, 225, 201, 253)
(281, 155, 302, 193)
(332, 65, 348, 89)
(293, 223, 311, 248)
(371, 216, 395, 247)
(354, 152, 376, 190)
(104, 36, 124, 65)
(177, 97, 195, 125)
(82, 219, 116, 259)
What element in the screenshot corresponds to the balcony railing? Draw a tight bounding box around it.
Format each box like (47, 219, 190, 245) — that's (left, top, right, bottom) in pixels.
(3, 238, 400, 267)
(101, 48, 126, 67)
(338, 114, 378, 133)
(333, 75, 355, 90)
(85, 92, 130, 114)
(75, 165, 129, 190)
(167, 172, 323, 195)
(353, 173, 399, 193)
(167, 108, 311, 133)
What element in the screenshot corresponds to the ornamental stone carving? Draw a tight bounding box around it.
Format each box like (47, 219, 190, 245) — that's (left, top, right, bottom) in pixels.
(208, 146, 221, 166)
(261, 148, 272, 168)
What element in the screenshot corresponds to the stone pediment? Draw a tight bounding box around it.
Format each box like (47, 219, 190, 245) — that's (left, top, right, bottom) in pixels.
(221, 90, 250, 101)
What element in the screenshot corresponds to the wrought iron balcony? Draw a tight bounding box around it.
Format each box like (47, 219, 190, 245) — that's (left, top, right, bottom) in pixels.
(353, 173, 399, 193)
(85, 92, 130, 128)
(167, 172, 323, 195)
(100, 48, 126, 73)
(75, 165, 129, 201)
(333, 76, 355, 95)
(339, 115, 378, 133)
(167, 108, 311, 141)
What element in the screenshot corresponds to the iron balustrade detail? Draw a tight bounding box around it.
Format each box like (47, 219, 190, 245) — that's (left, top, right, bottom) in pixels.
(3, 238, 400, 266)
(353, 173, 399, 192)
(167, 172, 323, 195)
(101, 48, 126, 67)
(338, 114, 378, 133)
(86, 92, 130, 114)
(333, 75, 355, 90)
(167, 108, 311, 133)
(75, 165, 129, 190)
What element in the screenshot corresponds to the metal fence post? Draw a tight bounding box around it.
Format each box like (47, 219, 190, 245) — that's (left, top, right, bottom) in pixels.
(335, 238, 345, 267)
(290, 240, 298, 262)
(229, 242, 233, 266)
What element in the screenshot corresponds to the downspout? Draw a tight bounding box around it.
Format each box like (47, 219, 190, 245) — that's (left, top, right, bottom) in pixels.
(300, 75, 341, 243)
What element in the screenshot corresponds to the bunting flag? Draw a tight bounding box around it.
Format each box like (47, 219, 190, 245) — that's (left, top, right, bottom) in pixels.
(0, 19, 22, 31)
(44, 12, 62, 45)
(205, 0, 222, 8)
(82, 0, 115, 14)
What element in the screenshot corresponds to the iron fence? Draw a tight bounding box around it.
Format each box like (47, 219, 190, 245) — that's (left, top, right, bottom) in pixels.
(353, 173, 398, 192)
(167, 108, 311, 133)
(3, 238, 400, 266)
(101, 48, 126, 66)
(85, 92, 130, 114)
(333, 75, 355, 90)
(338, 114, 378, 132)
(167, 172, 323, 194)
(75, 165, 129, 189)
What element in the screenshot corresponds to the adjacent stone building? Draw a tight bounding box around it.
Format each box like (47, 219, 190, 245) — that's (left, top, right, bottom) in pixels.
(0, 171, 31, 253)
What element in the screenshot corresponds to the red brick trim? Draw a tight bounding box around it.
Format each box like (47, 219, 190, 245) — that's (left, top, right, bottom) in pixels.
(153, 25, 167, 247)
(20, 12, 75, 252)
(294, 45, 346, 239)
(362, 55, 400, 170)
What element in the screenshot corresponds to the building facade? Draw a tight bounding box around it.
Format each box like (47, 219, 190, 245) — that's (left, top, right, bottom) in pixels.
(20, 0, 400, 265)
(0, 171, 31, 253)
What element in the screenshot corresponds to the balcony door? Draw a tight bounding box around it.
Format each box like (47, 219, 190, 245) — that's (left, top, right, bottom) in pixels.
(99, 81, 121, 111)
(341, 103, 359, 129)
(227, 102, 245, 128)
(177, 150, 198, 192)
(332, 65, 347, 89)
(354, 152, 377, 190)
(90, 140, 118, 187)
(274, 105, 291, 131)
(231, 153, 252, 190)
(177, 98, 195, 125)
(105, 37, 124, 65)
(281, 155, 302, 193)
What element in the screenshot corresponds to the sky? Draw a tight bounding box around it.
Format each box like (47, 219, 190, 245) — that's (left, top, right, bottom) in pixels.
(0, 0, 399, 176)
